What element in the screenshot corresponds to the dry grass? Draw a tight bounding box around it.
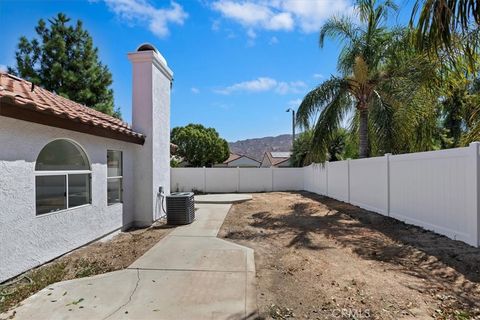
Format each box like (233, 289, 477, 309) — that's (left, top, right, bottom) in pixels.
(0, 221, 172, 314)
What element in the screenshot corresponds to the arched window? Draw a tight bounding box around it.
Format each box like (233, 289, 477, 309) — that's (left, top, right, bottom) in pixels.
(35, 140, 92, 215)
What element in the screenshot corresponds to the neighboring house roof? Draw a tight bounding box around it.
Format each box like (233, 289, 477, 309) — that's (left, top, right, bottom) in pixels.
(223, 153, 260, 164)
(224, 153, 242, 163)
(270, 152, 291, 158)
(264, 151, 292, 166)
(0, 73, 145, 144)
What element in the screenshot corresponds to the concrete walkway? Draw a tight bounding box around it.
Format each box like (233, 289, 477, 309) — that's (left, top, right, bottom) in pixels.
(195, 194, 252, 204)
(3, 196, 256, 320)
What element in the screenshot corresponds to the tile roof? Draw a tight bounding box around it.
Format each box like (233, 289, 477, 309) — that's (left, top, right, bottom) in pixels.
(224, 153, 242, 163)
(265, 151, 291, 166)
(0, 73, 144, 143)
(224, 153, 261, 164)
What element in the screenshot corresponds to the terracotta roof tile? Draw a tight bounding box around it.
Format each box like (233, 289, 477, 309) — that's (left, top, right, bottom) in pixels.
(0, 73, 144, 142)
(224, 153, 242, 163)
(265, 151, 291, 166)
(224, 153, 261, 164)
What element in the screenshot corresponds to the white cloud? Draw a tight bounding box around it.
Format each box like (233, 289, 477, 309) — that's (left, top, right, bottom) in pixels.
(215, 77, 277, 94)
(212, 1, 294, 31)
(246, 28, 257, 46)
(269, 36, 279, 44)
(102, 0, 188, 38)
(313, 73, 324, 79)
(211, 19, 221, 31)
(288, 98, 302, 108)
(246, 28, 257, 39)
(211, 102, 232, 110)
(275, 80, 306, 94)
(191, 87, 200, 94)
(215, 77, 306, 95)
(211, 0, 354, 35)
(280, 0, 354, 32)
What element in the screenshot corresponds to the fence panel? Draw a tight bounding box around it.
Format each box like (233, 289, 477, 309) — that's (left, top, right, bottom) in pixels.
(349, 156, 388, 215)
(205, 168, 238, 192)
(389, 147, 477, 245)
(314, 164, 328, 195)
(273, 168, 304, 191)
(171, 168, 205, 192)
(327, 160, 349, 201)
(239, 168, 273, 192)
(303, 164, 327, 195)
(303, 165, 314, 192)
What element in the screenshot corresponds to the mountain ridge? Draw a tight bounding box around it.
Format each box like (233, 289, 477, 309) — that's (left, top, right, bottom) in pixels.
(228, 134, 293, 162)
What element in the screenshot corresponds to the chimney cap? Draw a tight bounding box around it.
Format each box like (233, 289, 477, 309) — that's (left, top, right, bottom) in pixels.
(136, 43, 159, 54)
(135, 43, 168, 66)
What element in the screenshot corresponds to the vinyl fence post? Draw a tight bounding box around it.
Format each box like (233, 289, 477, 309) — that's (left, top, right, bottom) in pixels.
(302, 166, 306, 191)
(385, 153, 391, 217)
(326, 161, 329, 197)
(347, 159, 351, 203)
(237, 166, 240, 193)
(469, 142, 480, 247)
(271, 167, 274, 192)
(203, 166, 206, 193)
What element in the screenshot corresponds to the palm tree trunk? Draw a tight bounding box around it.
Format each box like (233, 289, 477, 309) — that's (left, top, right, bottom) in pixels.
(359, 108, 369, 158)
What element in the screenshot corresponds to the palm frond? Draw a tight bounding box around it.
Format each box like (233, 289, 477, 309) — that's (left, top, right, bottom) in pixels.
(319, 16, 360, 48)
(296, 77, 347, 129)
(307, 90, 352, 163)
(412, 0, 480, 71)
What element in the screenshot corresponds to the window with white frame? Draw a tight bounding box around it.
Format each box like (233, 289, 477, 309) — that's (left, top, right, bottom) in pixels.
(107, 150, 123, 205)
(35, 139, 92, 215)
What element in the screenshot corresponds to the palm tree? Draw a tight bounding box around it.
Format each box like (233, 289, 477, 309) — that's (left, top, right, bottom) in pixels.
(297, 0, 436, 160)
(298, 0, 397, 159)
(412, 0, 480, 70)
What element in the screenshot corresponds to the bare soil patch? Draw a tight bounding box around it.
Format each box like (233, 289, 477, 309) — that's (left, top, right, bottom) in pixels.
(218, 192, 480, 320)
(0, 221, 172, 314)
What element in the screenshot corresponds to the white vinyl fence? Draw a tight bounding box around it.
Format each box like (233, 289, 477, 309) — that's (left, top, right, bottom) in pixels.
(303, 143, 480, 247)
(171, 167, 304, 193)
(171, 142, 480, 247)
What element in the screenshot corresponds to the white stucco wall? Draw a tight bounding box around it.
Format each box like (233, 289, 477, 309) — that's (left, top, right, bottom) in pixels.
(129, 49, 172, 225)
(0, 116, 137, 282)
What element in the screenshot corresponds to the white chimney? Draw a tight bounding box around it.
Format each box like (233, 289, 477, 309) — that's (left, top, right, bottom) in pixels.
(128, 43, 173, 226)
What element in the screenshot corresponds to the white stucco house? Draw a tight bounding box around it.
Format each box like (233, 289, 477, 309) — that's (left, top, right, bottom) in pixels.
(214, 153, 260, 167)
(0, 44, 172, 283)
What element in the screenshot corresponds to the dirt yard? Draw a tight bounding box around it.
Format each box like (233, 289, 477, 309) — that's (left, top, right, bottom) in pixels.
(218, 192, 480, 320)
(0, 221, 172, 314)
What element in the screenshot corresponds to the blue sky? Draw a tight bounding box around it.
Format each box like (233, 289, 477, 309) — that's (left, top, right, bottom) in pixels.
(0, 0, 415, 141)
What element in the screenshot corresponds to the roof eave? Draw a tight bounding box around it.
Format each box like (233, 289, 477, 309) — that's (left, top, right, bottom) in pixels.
(0, 99, 145, 145)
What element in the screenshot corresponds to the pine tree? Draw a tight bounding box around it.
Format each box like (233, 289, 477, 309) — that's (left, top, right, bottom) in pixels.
(8, 13, 120, 118)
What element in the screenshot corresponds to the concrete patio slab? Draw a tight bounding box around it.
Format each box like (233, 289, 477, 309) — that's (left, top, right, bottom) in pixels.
(1, 270, 139, 320)
(130, 235, 255, 272)
(109, 269, 254, 320)
(3, 269, 256, 320)
(195, 194, 252, 204)
(2, 202, 257, 320)
(168, 203, 231, 237)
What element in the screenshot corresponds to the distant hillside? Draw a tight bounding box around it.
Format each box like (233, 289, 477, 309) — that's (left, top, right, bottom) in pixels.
(229, 134, 293, 161)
